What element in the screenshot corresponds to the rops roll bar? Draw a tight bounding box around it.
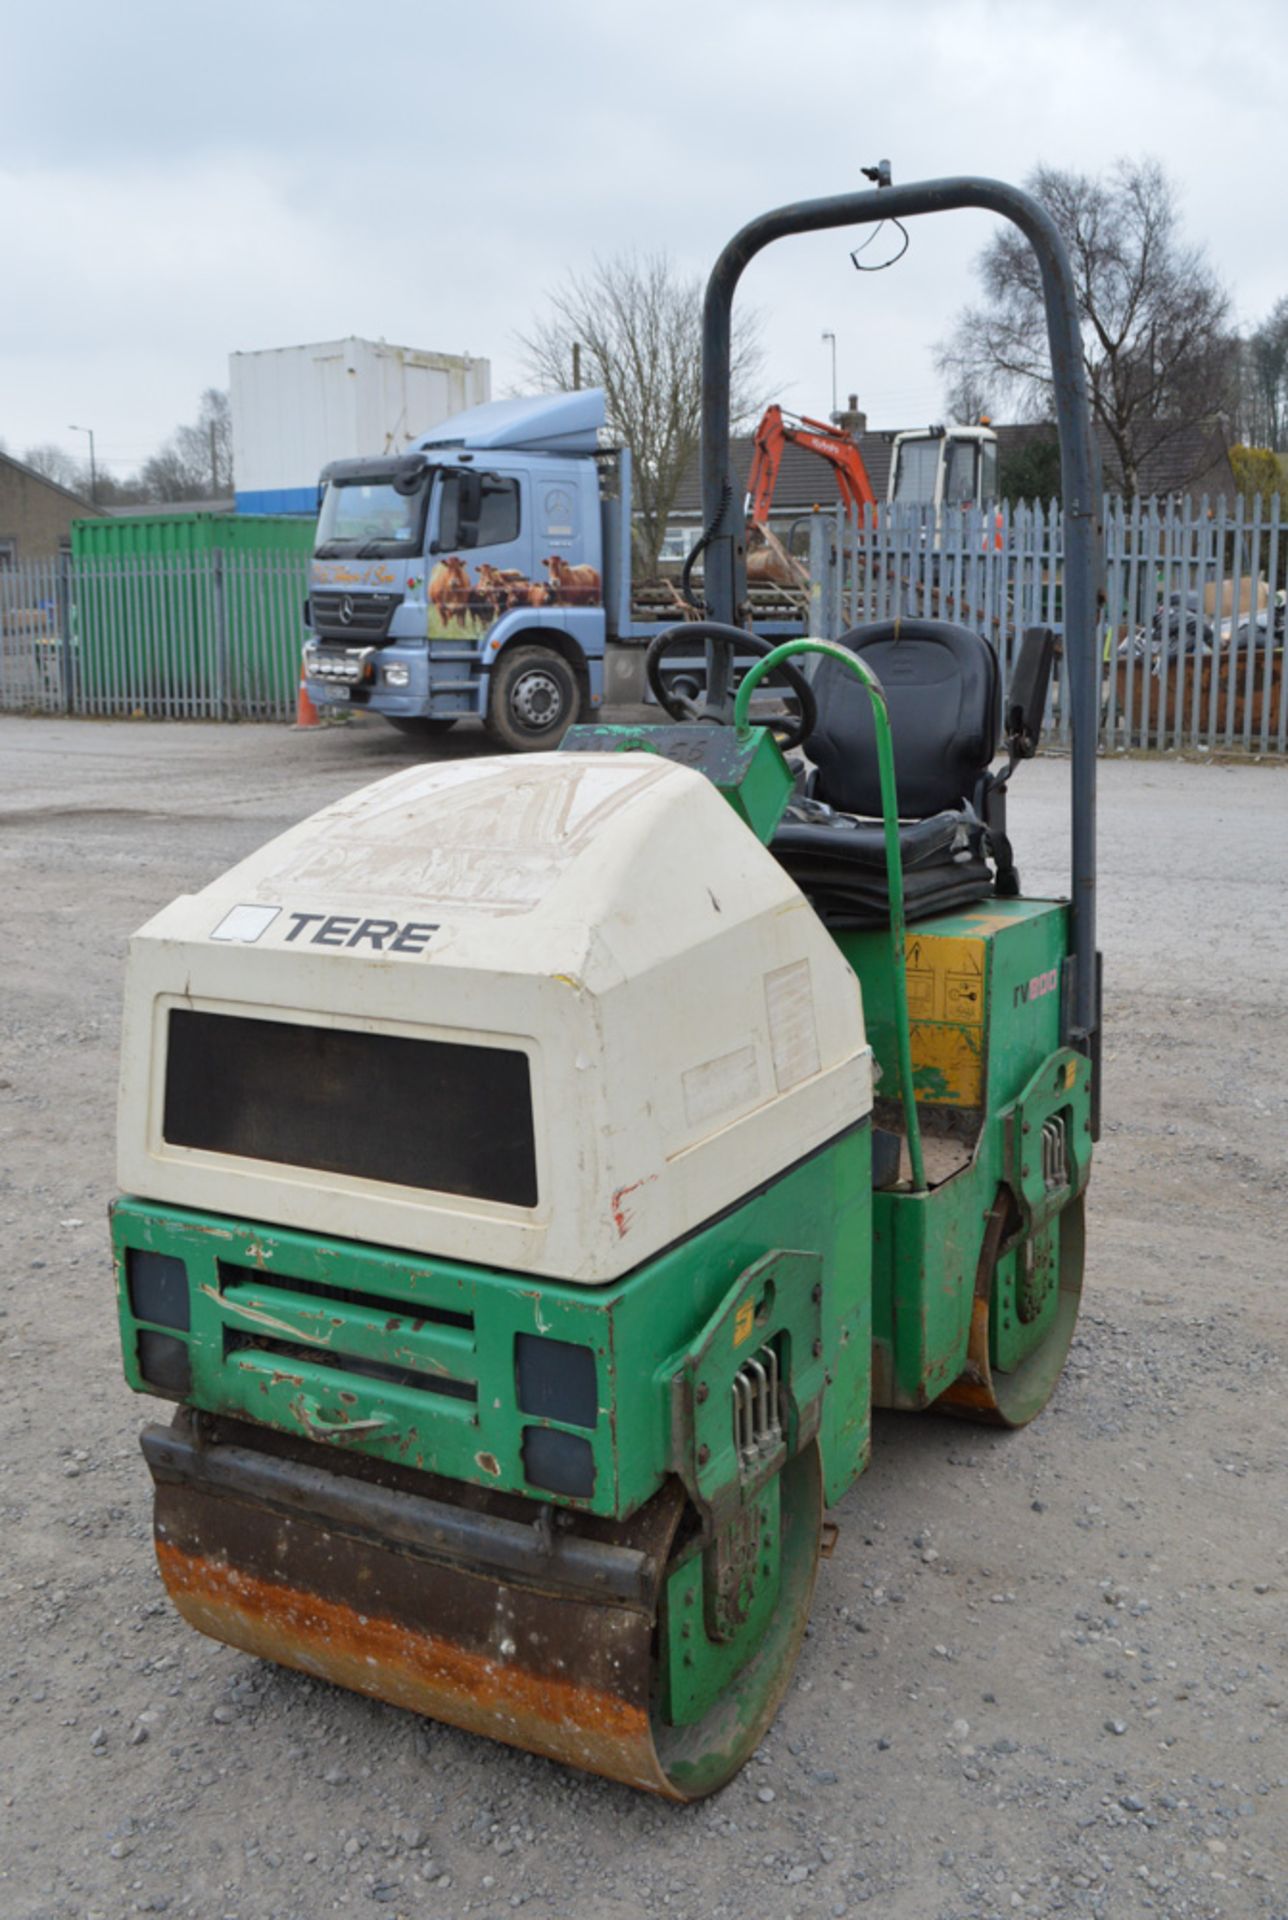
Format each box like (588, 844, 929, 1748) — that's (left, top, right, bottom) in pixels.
(698, 175, 1103, 1052)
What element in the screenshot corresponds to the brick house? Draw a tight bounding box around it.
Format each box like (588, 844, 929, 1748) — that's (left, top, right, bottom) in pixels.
(0, 452, 103, 565)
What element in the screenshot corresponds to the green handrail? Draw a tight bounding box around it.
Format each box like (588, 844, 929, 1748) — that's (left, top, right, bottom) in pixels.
(734, 638, 927, 1193)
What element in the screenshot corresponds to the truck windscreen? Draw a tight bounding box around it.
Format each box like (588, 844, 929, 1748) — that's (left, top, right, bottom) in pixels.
(162, 1009, 539, 1208)
(315, 476, 431, 559)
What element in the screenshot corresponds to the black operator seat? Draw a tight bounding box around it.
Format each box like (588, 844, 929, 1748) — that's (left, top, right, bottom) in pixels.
(770, 620, 1002, 929)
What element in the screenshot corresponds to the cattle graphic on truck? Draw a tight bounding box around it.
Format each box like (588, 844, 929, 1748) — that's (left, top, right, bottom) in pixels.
(301, 390, 803, 751)
(426, 555, 603, 638)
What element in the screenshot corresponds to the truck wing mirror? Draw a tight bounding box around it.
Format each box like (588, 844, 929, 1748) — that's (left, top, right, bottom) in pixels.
(455, 469, 484, 549)
(392, 458, 429, 497)
(1005, 626, 1056, 760)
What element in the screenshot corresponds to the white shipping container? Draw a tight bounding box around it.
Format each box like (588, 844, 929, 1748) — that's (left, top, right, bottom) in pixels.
(230, 338, 491, 514)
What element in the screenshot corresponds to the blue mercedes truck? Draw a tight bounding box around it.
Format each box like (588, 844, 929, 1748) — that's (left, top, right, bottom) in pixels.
(301, 389, 805, 749)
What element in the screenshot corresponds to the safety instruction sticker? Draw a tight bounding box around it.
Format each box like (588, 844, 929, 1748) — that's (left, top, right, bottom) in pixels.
(904, 933, 987, 1107)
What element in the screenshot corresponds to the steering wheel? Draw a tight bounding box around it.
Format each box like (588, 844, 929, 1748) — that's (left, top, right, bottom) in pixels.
(644, 622, 818, 750)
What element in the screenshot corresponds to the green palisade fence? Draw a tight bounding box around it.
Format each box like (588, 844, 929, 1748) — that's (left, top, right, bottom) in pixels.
(1, 543, 313, 721)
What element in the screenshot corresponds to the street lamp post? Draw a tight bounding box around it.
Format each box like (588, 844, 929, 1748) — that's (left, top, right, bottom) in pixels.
(821, 332, 838, 421)
(69, 424, 97, 504)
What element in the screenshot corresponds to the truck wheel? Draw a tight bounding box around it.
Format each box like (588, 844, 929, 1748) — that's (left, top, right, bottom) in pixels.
(386, 717, 458, 738)
(486, 646, 580, 752)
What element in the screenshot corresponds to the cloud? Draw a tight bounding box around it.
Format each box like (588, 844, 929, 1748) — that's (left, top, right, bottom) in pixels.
(2, 0, 1282, 470)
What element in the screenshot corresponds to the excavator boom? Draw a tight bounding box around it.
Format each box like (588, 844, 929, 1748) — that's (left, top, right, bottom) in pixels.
(746, 404, 877, 529)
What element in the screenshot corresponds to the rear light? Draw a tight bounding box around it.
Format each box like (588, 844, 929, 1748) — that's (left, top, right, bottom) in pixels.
(521, 1427, 595, 1498)
(127, 1249, 189, 1330)
(136, 1329, 192, 1398)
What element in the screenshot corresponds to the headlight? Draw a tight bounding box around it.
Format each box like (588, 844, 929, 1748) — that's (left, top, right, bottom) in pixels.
(384, 663, 411, 687)
(127, 1249, 190, 1329)
(515, 1333, 597, 1428)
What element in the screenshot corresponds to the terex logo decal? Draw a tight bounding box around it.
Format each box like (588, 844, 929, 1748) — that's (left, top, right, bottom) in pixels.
(210, 903, 438, 955)
(284, 912, 438, 954)
(1014, 967, 1059, 1009)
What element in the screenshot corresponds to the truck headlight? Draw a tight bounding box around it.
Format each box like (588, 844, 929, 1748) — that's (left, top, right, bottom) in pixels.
(383, 663, 411, 687)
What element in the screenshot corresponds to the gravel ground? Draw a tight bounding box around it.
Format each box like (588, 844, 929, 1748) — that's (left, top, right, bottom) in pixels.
(1, 713, 1286, 1920)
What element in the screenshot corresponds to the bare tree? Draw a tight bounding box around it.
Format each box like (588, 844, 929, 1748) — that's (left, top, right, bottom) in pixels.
(139, 445, 203, 501)
(172, 388, 234, 494)
(21, 443, 91, 493)
(517, 252, 765, 573)
(943, 369, 993, 426)
(936, 159, 1234, 494)
(140, 389, 234, 502)
(1237, 298, 1288, 452)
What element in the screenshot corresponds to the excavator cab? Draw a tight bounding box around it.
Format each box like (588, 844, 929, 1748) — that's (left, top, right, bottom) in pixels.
(889, 424, 999, 510)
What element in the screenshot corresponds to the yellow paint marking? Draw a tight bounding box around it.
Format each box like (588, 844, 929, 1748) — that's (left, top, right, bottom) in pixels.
(733, 1299, 756, 1348)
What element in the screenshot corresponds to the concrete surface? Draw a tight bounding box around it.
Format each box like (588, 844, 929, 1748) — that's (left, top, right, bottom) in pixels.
(1, 713, 1286, 1920)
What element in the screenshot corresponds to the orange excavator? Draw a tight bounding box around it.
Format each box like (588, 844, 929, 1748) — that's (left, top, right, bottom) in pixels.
(744, 404, 878, 585)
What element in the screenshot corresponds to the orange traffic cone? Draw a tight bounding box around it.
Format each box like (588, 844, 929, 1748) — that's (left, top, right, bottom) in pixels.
(295, 674, 320, 729)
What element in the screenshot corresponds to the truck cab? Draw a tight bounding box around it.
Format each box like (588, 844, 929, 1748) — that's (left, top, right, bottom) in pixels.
(303, 391, 614, 750)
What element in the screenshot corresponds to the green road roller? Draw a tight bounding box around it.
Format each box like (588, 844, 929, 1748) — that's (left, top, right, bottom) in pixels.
(111, 171, 1103, 1800)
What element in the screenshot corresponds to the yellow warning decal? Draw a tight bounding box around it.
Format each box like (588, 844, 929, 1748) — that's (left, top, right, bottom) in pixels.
(904, 932, 987, 1107)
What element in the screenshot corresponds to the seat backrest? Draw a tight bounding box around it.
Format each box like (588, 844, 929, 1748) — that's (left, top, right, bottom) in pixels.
(807, 620, 1000, 818)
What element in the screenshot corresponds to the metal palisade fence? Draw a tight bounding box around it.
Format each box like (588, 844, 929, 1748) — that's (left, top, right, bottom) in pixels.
(0, 548, 310, 721)
(811, 491, 1286, 756)
(2, 501, 1286, 752)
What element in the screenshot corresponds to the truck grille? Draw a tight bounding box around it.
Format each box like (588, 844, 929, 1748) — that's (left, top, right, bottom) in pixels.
(311, 590, 402, 642)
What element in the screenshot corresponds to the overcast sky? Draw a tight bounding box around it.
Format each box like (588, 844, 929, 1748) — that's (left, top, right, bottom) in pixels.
(2, 0, 1283, 480)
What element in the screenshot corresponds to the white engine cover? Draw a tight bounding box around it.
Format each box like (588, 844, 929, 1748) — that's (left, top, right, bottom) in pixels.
(117, 752, 873, 1284)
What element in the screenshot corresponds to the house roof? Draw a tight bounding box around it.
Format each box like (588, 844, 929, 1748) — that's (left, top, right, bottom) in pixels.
(995, 419, 1236, 500)
(670, 432, 894, 518)
(0, 448, 102, 513)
